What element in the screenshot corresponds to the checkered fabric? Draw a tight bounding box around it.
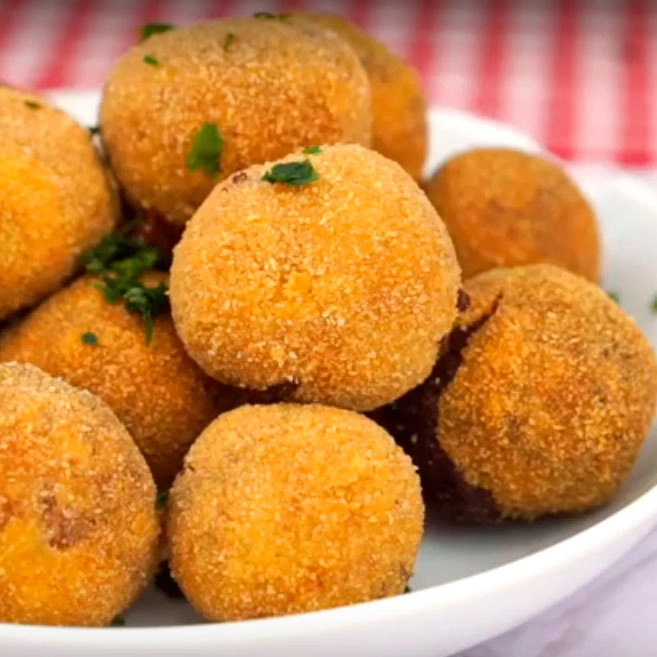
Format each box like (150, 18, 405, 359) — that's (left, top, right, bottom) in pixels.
(0, 0, 654, 164)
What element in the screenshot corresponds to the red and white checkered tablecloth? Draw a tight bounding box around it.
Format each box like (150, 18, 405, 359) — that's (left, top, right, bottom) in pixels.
(0, 0, 654, 165)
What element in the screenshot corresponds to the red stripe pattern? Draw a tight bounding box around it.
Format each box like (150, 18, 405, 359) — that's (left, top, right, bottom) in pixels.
(0, 0, 653, 165)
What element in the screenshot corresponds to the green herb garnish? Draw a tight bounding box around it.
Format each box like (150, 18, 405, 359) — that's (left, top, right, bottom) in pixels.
(651, 295, 657, 313)
(224, 32, 235, 50)
(607, 291, 620, 304)
(156, 489, 169, 511)
(89, 125, 100, 135)
(262, 160, 319, 187)
(24, 100, 41, 109)
(303, 145, 322, 155)
(81, 332, 98, 346)
(186, 123, 224, 178)
(139, 23, 174, 41)
(143, 54, 159, 66)
(80, 230, 170, 345)
(110, 615, 125, 627)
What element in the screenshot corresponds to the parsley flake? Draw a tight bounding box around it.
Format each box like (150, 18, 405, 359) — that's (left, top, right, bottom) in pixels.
(24, 99, 41, 109)
(186, 123, 224, 178)
(262, 160, 319, 187)
(156, 489, 169, 511)
(607, 291, 620, 304)
(143, 54, 159, 66)
(651, 294, 657, 313)
(88, 125, 100, 135)
(80, 229, 170, 345)
(303, 145, 322, 155)
(139, 22, 174, 41)
(110, 615, 125, 627)
(81, 332, 98, 346)
(224, 32, 235, 51)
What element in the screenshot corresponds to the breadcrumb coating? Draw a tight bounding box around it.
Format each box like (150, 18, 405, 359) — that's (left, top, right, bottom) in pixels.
(435, 265, 657, 519)
(0, 274, 236, 487)
(100, 17, 372, 226)
(168, 404, 423, 621)
(302, 12, 427, 180)
(0, 88, 119, 320)
(170, 143, 461, 411)
(0, 363, 159, 626)
(425, 149, 601, 281)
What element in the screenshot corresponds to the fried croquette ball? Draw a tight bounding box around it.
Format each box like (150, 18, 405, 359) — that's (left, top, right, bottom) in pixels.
(0, 274, 237, 488)
(0, 363, 159, 626)
(425, 149, 601, 281)
(302, 12, 427, 180)
(168, 403, 423, 620)
(377, 265, 657, 522)
(0, 88, 119, 321)
(170, 143, 461, 411)
(100, 17, 371, 226)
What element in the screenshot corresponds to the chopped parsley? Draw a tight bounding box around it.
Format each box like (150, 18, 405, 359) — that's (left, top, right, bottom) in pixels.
(79, 229, 170, 345)
(223, 32, 235, 51)
(303, 145, 322, 155)
(88, 125, 100, 135)
(262, 160, 319, 187)
(607, 291, 620, 304)
(81, 332, 98, 346)
(652, 294, 657, 313)
(110, 615, 125, 627)
(143, 54, 159, 66)
(24, 99, 41, 109)
(156, 489, 169, 511)
(139, 22, 174, 42)
(186, 123, 224, 178)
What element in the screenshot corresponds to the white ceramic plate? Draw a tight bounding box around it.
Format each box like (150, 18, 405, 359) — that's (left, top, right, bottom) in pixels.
(4, 91, 657, 657)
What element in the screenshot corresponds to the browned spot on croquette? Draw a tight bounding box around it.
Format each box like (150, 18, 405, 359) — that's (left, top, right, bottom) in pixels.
(170, 144, 461, 412)
(100, 17, 371, 225)
(374, 298, 502, 523)
(41, 491, 90, 550)
(457, 289, 471, 312)
(425, 149, 601, 281)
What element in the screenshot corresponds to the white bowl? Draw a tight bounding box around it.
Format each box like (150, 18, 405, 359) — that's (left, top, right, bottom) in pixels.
(4, 91, 657, 657)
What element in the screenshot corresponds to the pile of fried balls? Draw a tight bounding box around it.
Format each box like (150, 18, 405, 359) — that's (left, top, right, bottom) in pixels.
(1, 13, 655, 627)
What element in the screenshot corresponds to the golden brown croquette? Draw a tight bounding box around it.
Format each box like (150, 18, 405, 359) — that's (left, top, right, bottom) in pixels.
(424, 149, 601, 281)
(0, 363, 159, 626)
(0, 274, 238, 487)
(100, 17, 372, 226)
(376, 265, 657, 522)
(168, 403, 424, 621)
(170, 143, 461, 412)
(302, 12, 427, 180)
(0, 88, 119, 321)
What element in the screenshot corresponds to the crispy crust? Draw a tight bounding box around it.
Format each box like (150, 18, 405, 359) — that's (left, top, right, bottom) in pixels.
(425, 149, 601, 281)
(100, 17, 372, 225)
(168, 404, 423, 620)
(0, 363, 159, 626)
(170, 143, 461, 411)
